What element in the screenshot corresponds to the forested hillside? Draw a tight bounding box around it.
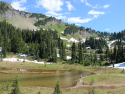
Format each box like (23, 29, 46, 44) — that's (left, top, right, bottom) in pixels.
(34, 16, 56, 26)
(0, 1, 101, 38)
(63, 25, 79, 35)
(109, 30, 124, 40)
(0, 19, 124, 67)
(0, 20, 59, 62)
(0, 2, 9, 13)
(85, 37, 107, 49)
(29, 13, 46, 19)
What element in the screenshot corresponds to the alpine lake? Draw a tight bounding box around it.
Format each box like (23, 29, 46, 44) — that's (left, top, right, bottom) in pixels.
(0, 68, 93, 87)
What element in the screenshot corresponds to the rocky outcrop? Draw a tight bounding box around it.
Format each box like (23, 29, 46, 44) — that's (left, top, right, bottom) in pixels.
(46, 19, 65, 26)
(0, 10, 31, 20)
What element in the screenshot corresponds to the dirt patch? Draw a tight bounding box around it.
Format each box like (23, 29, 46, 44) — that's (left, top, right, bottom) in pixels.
(98, 86, 116, 89)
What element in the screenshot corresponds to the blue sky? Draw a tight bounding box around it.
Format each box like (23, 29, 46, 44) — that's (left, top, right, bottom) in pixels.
(2, 0, 125, 33)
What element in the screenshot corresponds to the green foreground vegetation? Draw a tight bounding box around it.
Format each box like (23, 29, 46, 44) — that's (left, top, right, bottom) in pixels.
(0, 61, 125, 94)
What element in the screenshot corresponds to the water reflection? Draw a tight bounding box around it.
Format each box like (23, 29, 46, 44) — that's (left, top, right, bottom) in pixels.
(0, 69, 93, 87)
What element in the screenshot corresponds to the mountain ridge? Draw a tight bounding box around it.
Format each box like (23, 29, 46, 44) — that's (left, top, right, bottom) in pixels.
(0, 1, 100, 38)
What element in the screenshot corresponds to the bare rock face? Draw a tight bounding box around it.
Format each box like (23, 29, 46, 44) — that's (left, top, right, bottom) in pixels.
(0, 1, 31, 20)
(0, 10, 31, 20)
(46, 19, 65, 26)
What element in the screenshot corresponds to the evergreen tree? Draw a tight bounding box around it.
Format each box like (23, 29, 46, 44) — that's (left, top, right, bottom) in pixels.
(54, 49, 57, 63)
(11, 75, 21, 94)
(1, 82, 5, 90)
(11, 29, 23, 53)
(71, 42, 76, 63)
(47, 38, 51, 58)
(62, 42, 66, 60)
(36, 53, 39, 61)
(2, 36, 7, 58)
(100, 54, 104, 61)
(39, 42, 46, 59)
(59, 41, 66, 60)
(5, 81, 9, 91)
(58, 36, 61, 48)
(53, 81, 63, 94)
(78, 42, 83, 64)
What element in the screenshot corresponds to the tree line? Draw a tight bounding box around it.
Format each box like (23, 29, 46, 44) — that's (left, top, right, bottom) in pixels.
(85, 37, 107, 49)
(1, 20, 59, 63)
(1, 20, 124, 66)
(34, 17, 56, 26)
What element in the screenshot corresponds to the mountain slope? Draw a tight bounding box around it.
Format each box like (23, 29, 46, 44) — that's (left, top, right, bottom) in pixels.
(0, 1, 100, 41)
(8, 17, 38, 30)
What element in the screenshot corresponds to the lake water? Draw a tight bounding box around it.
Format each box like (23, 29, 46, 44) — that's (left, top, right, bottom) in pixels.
(0, 69, 93, 87)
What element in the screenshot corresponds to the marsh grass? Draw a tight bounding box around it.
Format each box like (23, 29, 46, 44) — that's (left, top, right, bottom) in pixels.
(83, 74, 125, 85)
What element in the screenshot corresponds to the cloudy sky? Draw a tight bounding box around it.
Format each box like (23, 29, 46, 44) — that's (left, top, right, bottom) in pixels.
(3, 0, 125, 33)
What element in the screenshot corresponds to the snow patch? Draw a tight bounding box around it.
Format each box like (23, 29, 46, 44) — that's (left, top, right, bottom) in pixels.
(66, 56, 71, 59)
(67, 44, 71, 47)
(68, 38, 79, 43)
(61, 31, 64, 34)
(3, 58, 46, 64)
(57, 54, 71, 59)
(109, 62, 125, 69)
(34, 60, 44, 64)
(57, 54, 60, 57)
(81, 38, 86, 43)
(60, 37, 68, 40)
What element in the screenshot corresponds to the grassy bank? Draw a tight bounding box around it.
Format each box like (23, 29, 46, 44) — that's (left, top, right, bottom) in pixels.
(1, 55, 125, 94)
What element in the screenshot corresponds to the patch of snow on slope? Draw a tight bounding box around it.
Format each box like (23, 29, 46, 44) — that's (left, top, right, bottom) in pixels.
(57, 54, 71, 59)
(57, 54, 60, 57)
(60, 37, 68, 40)
(67, 44, 71, 47)
(109, 62, 125, 69)
(61, 31, 64, 34)
(67, 56, 71, 59)
(81, 38, 86, 43)
(68, 38, 79, 43)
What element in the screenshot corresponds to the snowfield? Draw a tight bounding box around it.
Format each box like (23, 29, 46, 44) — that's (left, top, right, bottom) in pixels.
(3, 58, 46, 64)
(61, 31, 64, 34)
(109, 62, 125, 69)
(68, 38, 79, 43)
(66, 56, 72, 59)
(57, 54, 71, 59)
(60, 37, 79, 43)
(60, 37, 86, 43)
(60, 37, 68, 40)
(67, 44, 71, 47)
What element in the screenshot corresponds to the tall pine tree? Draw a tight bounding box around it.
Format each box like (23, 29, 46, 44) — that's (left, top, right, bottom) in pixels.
(53, 81, 63, 94)
(71, 42, 76, 63)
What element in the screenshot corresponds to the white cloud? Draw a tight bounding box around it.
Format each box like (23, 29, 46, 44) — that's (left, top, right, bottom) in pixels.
(81, 0, 98, 8)
(64, 12, 71, 14)
(93, 15, 98, 18)
(66, 1, 75, 11)
(75, 24, 81, 26)
(85, 1, 91, 7)
(56, 16, 66, 20)
(45, 11, 66, 20)
(80, 0, 84, 2)
(105, 29, 110, 31)
(88, 10, 105, 15)
(11, 0, 27, 11)
(46, 11, 62, 16)
(67, 17, 92, 23)
(36, 0, 63, 11)
(88, 10, 105, 19)
(103, 4, 110, 8)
